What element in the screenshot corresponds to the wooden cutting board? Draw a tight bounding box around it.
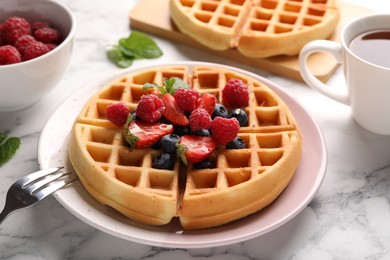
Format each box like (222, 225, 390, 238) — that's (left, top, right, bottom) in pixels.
(129, 0, 370, 82)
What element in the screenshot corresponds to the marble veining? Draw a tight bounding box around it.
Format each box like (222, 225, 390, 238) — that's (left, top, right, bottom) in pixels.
(1, 0, 390, 259)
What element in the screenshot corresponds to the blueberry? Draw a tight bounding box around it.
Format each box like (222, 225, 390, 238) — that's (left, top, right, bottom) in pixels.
(160, 134, 180, 154)
(190, 129, 210, 136)
(193, 159, 215, 169)
(229, 108, 248, 127)
(212, 103, 228, 119)
(226, 137, 246, 149)
(173, 125, 191, 136)
(131, 110, 140, 120)
(152, 153, 175, 170)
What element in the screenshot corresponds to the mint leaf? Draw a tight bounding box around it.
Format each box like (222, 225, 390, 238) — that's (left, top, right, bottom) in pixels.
(143, 83, 166, 94)
(107, 31, 163, 68)
(117, 58, 134, 68)
(107, 45, 134, 68)
(119, 31, 163, 59)
(142, 77, 190, 95)
(0, 133, 20, 167)
(163, 77, 190, 95)
(118, 45, 139, 59)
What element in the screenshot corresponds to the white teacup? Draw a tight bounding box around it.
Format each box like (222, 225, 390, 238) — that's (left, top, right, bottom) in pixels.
(299, 14, 390, 135)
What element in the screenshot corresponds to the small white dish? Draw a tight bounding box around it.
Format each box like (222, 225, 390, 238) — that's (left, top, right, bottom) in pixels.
(38, 62, 327, 248)
(0, 0, 76, 111)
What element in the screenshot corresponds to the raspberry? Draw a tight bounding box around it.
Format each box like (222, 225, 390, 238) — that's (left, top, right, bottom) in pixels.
(0, 23, 3, 46)
(31, 21, 49, 32)
(136, 94, 165, 123)
(0, 45, 21, 65)
(210, 116, 240, 145)
(189, 108, 212, 131)
(34, 27, 61, 44)
(222, 78, 249, 108)
(23, 41, 50, 61)
(106, 102, 131, 127)
(1, 16, 31, 45)
(173, 88, 200, 112)
(45, 43, 58, 51)
(14, 35, 36, 55)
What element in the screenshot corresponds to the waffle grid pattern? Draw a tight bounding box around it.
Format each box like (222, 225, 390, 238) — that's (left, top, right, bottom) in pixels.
(176, 0, 335, 33)
(245, 0, 337, 34)
(170, 0, 339, 57)
(69, 65, 302, 228)
(176, 0, 249, 30)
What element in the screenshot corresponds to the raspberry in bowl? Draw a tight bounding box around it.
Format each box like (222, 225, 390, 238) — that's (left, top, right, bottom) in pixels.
(0, 0, 76, 111)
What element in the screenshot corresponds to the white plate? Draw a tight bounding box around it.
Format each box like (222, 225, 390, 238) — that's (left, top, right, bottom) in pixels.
(38, 61, 327, 248)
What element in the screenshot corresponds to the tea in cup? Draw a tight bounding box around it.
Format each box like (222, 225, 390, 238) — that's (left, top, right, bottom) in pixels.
(299, 14, 390, 135)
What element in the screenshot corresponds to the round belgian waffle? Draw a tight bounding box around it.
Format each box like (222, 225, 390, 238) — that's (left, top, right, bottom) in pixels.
(170, 0, 339, 58)
(68, 65, 303, 229)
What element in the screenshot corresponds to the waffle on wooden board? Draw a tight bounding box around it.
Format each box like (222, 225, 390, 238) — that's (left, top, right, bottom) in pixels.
(129, 0, 370, 82)
(170, 0, 339, 58)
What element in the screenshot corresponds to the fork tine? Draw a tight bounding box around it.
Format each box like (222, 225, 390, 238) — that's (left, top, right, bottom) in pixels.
(33, 173, 78, 201)
(15, 167, 63, 187)
(25, 171, 71, 194)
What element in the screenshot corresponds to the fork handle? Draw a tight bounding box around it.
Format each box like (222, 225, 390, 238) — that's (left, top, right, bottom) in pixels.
(0, 205, 12, 226)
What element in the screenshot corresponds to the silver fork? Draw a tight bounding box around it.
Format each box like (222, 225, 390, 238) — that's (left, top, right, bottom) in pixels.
(0, 167, 77, 226)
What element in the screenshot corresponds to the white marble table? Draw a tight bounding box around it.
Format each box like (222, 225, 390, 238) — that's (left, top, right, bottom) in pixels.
(1, 0, 390, 259)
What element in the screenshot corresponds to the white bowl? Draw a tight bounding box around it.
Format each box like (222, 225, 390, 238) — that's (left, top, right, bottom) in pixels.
(0, 0, 76, 111)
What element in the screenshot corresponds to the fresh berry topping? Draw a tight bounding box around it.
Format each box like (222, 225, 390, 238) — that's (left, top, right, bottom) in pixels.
(193, 159, 215, 169)
(161, 93, 189, 126)
(173, 88, 200, 113)
(31, 21, 49, 32)
(34, 27, 61, 44)
(136, 94, 165, 123)
(152, 153, 175, 170)
(124, 120, 174, 149)
(14, 35, 36, 55)
(0, 23, 3, 45)
(226, 137, 246, 149)
(173, 125, 191, 136)
(106, 102, 131, 127)
(210, 116, 240, 145)
(222, 78, 249, 108)
(190, 129, 210, 137)
(229, 108, 249, 127)
(143, 77, 190, 96)
(160, 134, 180, 154)
(189, 108, 212, 131)
(45, 43, 57, 51)
(1, 16, 31, 45)
(130, 110, 140, 121)
(23, 41, 50, 60)
(0, 45, 21, 65)
(177, 135, 218, 164)
(212, 103, 228, 119)
(197, 93, 216, 115)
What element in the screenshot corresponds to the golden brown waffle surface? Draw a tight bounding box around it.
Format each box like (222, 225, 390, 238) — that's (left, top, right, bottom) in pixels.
(169, 0, 339, 58)
(68, 65, 303, 229)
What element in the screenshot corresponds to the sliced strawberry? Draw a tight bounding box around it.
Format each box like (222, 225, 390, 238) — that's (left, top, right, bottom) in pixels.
(124, 120, 173, 149)
(177, 135, 218, 164)
(161, 93, 189, 126)
(197, 93, 216, 115)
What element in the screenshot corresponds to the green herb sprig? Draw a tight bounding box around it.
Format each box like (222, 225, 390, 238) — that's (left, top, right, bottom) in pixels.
(0, 133, 20, 167)
(143, 77, 190, 95)
(107, 31, 163, 68)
